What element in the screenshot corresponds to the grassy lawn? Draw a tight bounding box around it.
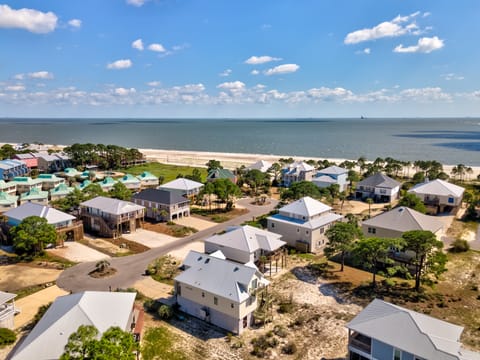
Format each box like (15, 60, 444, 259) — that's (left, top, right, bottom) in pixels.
(141, 327, 188, 360)
(191, 207, 248, 223)
(121, 162, 208, 183)
(147, 256, 181, 285)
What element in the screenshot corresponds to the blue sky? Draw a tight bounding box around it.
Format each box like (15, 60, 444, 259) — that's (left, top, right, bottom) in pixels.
(1, 0, 480, 117)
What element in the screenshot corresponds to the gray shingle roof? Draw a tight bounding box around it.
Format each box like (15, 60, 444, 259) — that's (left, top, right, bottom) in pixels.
(347, 299, 480, 360)
(132, 188, 189, 205)
(176, 250, 268, 303)
(4, 202, 75, 225)
(357, 172, 401, 189)
(362, 206, 444, 234)
(80, 196, 145, 215)
(11, 291, 136, 360)
(408, 179, 465, 198)
(205, 225, 285, 253)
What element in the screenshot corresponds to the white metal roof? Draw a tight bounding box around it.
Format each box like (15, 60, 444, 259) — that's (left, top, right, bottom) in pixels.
(408, 179, 465, 198)
(0, 291, 16, 304)
(362, 206, 444, 234)
(11, 291, 136, 360)
(346, 299, 480, 360)
(159, 178, 204, 191)
(317, 165, 348, 175)
(312, 175, 337, 184)
(80, 196, 145, 215)
(176, 250, 268, 303)
(246, 160, 273, 173)
(4, 202, 75, 224)
(205, 225, 285, 254)
(279, 196, 332, 218)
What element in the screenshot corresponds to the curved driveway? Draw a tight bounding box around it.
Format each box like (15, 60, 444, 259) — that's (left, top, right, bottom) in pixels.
(57, 198, 278, 293)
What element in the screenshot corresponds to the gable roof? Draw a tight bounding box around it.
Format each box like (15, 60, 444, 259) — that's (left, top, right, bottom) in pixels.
(4, 202, 75, 224)
(313, 175, 337, 184)
(20, 187, 49, 200)
(279, 196, 332, 217)
(362, 206, 444, 234)
(176, 250, 268, 303)
(132, 188, 189, 205)
(408, 179, 465, 198)
(283, 161, 315, 174)
(80, 196, 145, 215)
(347, 299, 480, 360)
(160, 178, 204, 191)
(76, 179, 91, 190)
(357, 172, 401, 189)
(205, 225, 285, 254)
(207, 168, 235, 180)
(50, 183, 75, 196)
(317, 165, 348, 175)
(246, 160, 273, 173)
(11, 291, 135, 360)
(0, 291, 16, 304)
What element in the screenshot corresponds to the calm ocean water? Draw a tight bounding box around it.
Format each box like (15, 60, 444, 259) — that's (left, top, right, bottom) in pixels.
(0, 118, 479, 165)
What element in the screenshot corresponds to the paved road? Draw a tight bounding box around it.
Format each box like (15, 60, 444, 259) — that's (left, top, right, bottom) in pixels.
(57, 198, 278, 293)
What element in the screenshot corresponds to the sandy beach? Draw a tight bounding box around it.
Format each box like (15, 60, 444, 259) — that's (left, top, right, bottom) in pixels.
(139, 147, 480, 179)
(2, 142, 480, 178)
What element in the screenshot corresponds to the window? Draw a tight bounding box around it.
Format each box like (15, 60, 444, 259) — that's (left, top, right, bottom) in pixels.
(252, 279, 258, 289)
(448, 197, 454, 204)
(214, 297, 218, 305)
(201, 292, 205, 298)
(231, 303, 234, 309)
(393, 348, 401, 360)
(271, 223, 274, 228)
(176, 285, 181, 296)
(320, 227, 324, 234)
(368, 227, 376, 234)
(297, 228, 300, 233)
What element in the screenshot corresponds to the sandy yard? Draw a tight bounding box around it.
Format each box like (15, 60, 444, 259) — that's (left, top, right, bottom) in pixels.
(14, 285, 69, 330)
(133, 277, 174, 303)
(0, 264, 63, 292)
(174, 216, 216, 231)
(167, 241, 204, 260)
(48, 242, 110, 263)
(122, 228, 180, 248)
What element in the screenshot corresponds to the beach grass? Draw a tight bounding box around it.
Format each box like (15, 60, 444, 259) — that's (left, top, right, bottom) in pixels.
(121, 162, 208, 183)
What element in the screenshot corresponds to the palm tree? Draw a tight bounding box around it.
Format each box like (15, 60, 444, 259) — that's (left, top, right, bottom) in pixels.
(95, 259, 110, 273)
(366, 198, 373, 218)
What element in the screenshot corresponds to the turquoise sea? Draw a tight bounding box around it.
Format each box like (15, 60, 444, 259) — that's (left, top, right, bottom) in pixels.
(0, 118, 479, 165)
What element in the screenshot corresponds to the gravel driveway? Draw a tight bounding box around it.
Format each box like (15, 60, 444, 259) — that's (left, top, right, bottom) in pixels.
(48, 242, 110, 263)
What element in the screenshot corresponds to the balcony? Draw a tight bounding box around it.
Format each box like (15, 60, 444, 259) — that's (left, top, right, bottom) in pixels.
(0, 303, 16, 321)
(349, 333, 371, 354)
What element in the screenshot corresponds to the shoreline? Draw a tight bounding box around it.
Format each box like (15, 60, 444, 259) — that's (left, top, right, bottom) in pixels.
(139, 148, 480, 178)
(2, 142, 480, 178)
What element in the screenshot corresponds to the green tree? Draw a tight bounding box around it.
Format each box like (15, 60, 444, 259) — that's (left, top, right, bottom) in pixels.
(324, 222, 362, 271)
(0, 144, 16, 160)
(10, 216, 57, 256)
(267, 163, 282, 186)
(398, 193, 427, 213)
(52, 188, 85, 212)
(185, 168, 202, 183)
(244, 169, 269, 196)
(281, 181, 320, 201)
(213, 178, 241, 210)
(83, 183, 107, 200)
(366, 198, 373, 217)
(352, 237, 404, 288)
(61, 325, 137, 360)
(60, 325, 99, 360)
(402, 230, 447, 292)
(206, 159, 223, 172)
(110, 182, 132, 201)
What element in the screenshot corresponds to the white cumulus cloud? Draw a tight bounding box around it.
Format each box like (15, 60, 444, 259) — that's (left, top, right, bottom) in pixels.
(244, 55, 282, 65)
(126, 0, 149, 7)
(217, 81, 245, 90)
(0, 4, 58, 34)
(107, 59, 132, 70)
(14, 71, 54, 80)
(219, 69, 232, 77)
(251, 70, 260, 75)
(148, 43, 166, 52)
(132, 38, 144, 51)
(441, 73, 464, 81)
(5, 85, 25, 91)
(394, 36, 444, 53)
(147, 81, 161, 87)
(68, 19, 82, 28)
(114, 87, 136, 96)
(264, 64, 300, 76)
(344, 12, 421, 44)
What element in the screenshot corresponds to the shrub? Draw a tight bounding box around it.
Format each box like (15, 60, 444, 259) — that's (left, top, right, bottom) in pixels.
(449, 239, 470, 253)
(273, 325, 288, 338)
(158, 304, 173, 320)
(282, 342, 297, 355)
(278, 302, 294, 314)
(0, 328, 16, 346)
